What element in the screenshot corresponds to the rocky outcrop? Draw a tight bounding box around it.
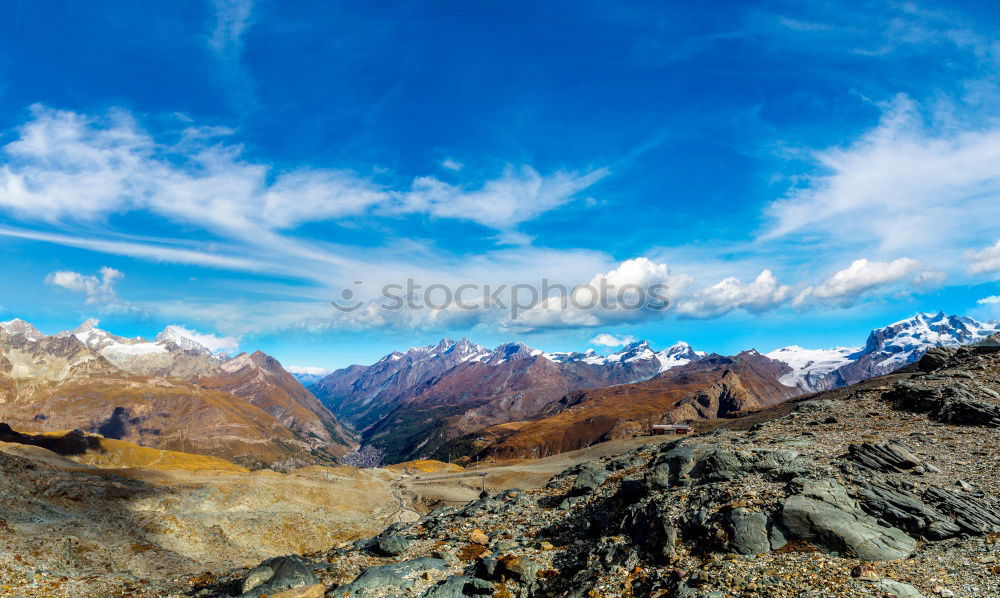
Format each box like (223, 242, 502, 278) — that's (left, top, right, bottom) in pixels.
(884, 380, 1000, 427)
(780, 479, 916, 560)
(233, 555, 318, 598)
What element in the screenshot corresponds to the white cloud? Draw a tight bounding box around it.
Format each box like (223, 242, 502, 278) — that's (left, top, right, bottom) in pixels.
(793, 258, 921, 307)
(967, 240, 1000, 275)
(0, 106, 388, 236)
(441, 159, 463, 171)
(159, 324, 240, 354)
(0, 106, 598, 248)
(45, 266, 125, 308)
(208, 0, 254, 58)
(674, 269, 791, 319)
(511, 257, 682, 330)
(978, 295, 1000, 305)
(590, 333, 637, 347)
(398, 165, 608, 237)
(763, 95, 1000, 258)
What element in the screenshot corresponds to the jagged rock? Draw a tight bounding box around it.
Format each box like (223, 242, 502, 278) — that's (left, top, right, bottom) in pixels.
(727, 508, 770, 555)
(923, 486, 1000, 534)
(474, 556, 497, 580)
(234, 555, 318, 598)
(498, 554, 542, 581)
(572, 466, 610, 494)
(847, 440, 923, 473)
(780, 479, 916, 561)
(917, 347, 954, 372)
(793, 399, 834, 413)
(331, 558, 449, 596)
(884, 381, 1000, 427)
(855, 480, 961, 540)
(375, 533, 409, 556)
(654, 443, 806, 487)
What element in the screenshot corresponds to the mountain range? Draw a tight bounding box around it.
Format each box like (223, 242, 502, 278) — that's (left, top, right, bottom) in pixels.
(0, 318, 353, 468)
(307, 311, 999, 463)
(2, 311, 996, 469)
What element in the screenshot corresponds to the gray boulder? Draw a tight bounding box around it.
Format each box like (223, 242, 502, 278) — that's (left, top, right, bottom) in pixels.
(420, 575, 493, 597)
(572, 466, 610, 494)
(728, 508, 771, 555)
(332, 558, 450, 596)
(847, 440, 923, 473)
(375, 533, 410, 556)
(855, 480, 961, 540)
(780, 479, 915, 561)
(234, 555, 318, 597)
(867, 579, 926, 597)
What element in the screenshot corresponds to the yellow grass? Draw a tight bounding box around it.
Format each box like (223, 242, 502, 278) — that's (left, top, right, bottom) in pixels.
(74, 436, 247, 473)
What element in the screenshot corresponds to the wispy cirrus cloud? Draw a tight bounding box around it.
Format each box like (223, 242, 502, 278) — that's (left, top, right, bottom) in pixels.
(762, 95, 1000, 258)
(207, 0, 258, 113)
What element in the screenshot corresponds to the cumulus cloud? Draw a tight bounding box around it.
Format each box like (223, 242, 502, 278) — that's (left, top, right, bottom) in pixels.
(978, 295, 1000, 305)
(793, 258, 921, 307)
(510, 258, 681, 330)
(45, 266, 127, 309)
(674, 270, 791, 319)
(967, 240, 1000, 276)
(590, 333, 637, 347)
(441, 159, 463, 171)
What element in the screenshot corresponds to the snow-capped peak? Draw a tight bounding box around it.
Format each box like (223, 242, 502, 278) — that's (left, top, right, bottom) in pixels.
(0, 318, 45, 341)
(544, 339, 702, 372)
(154, 325, 214, 355)
(654, 341, 705, 372)
(385, 338, 491, 364)
(863, 311, 1000, 371)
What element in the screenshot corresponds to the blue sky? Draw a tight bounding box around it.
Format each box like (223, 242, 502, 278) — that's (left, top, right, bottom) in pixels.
(1, 0, 999, 369)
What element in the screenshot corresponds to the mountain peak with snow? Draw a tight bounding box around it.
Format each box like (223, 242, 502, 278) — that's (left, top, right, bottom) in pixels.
(154, 326, 214, 355)
(0, 318, 45, 341)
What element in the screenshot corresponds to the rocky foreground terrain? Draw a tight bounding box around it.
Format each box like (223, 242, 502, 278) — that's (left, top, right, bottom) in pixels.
(172, 338, 1000, 598)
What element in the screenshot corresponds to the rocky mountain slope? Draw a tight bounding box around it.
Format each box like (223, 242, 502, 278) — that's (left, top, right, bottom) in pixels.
(198, 351, 353, 457)
(443, 349, 799, 461)
(315, 339, 705, 463)
(188, 332, 1000, 598)
(0, 319, 353, 467)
